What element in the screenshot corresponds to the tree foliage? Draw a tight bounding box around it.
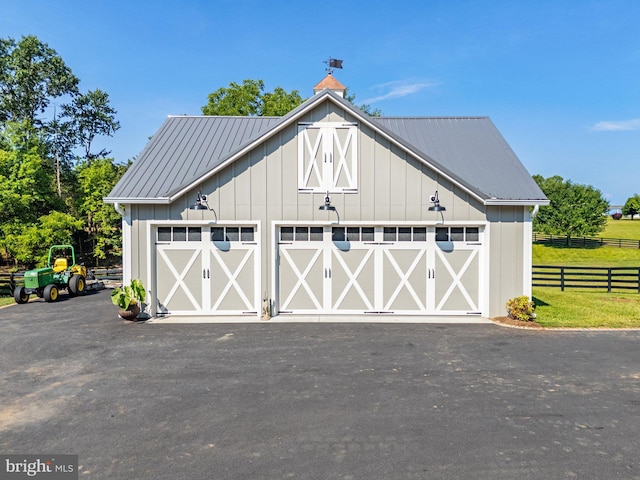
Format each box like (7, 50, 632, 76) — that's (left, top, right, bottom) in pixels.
(0, 122, 59, 226)
(61, 89, 120, 160)
(76, 158, 128, 262)
(0, 35, 125, 268)
(533, 175, 609, 239)
(0, 35, 79, 125)
(202, 79, 304, 116)
(622, 194, 640, 220)
(3, 211, 84, 268)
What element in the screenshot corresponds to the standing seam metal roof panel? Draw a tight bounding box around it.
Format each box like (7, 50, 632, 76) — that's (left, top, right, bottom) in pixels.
(372, 116, 546, 201)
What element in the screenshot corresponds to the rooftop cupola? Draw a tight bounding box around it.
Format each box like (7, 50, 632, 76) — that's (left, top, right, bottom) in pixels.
(313, 73, 346, 97)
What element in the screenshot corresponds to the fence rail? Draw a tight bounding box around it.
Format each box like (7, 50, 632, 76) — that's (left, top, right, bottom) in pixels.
(0, 269, 123, 297)
(533, 233, 640, 249)
(533, 265, 640, 293)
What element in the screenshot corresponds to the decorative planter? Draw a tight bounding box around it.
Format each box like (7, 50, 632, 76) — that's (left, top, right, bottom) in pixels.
(118, 303, 141, 321)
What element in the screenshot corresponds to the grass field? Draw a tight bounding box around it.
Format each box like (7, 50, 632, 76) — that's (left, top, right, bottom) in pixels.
(602, 218, 640, 240)
(532, 288, 640, 328)
(531, 218, 640, 327)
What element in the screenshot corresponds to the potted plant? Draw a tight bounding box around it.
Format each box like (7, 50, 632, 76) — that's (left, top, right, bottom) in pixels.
(111, 279, 146, 320)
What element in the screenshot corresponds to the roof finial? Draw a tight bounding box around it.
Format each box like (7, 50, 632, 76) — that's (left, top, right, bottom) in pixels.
(323, 57, 343, 75)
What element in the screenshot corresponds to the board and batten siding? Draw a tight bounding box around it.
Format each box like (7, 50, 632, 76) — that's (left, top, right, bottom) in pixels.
(486, 206, 529, 317)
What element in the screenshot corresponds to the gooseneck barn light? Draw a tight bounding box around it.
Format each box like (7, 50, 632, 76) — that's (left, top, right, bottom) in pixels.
(189, 191, 218, 223)
(318, 192, 340, 223)
(428, 190, 446, 222)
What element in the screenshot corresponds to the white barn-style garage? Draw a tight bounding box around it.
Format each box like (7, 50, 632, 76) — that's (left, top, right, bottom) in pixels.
(105, 74, 548, 321)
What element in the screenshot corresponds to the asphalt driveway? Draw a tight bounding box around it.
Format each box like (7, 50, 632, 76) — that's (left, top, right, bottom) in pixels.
(1, 291, 640, 479)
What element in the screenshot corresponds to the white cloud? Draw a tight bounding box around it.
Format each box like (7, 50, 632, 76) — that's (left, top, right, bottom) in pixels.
(360, 80, 438, 104)
(590, 119, 640, 131)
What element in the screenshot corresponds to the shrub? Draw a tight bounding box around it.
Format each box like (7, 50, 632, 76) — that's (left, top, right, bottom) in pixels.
(612, 212, 623, 220)
(506, 296, 536, 322)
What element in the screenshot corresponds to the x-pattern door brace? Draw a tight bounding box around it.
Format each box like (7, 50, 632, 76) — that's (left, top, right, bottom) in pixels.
(157, 248, 202, 311)
(382, 248, 427, 311)
(435, 248, 479, 312)
(209, 247, 255, 311)
(330, 247, 375, 311)
(279, 247, 324, 311)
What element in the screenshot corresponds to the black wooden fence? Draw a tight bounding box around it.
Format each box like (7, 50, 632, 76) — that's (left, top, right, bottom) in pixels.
(532, 265, 640, 293)
(533, 233, 640, 249)
(0, 268, 123, 297)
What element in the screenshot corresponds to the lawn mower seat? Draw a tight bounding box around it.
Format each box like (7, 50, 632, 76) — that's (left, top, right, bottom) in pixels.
(53, 258, 68, 272)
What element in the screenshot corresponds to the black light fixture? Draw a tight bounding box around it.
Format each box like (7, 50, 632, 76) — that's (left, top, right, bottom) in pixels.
(318, 192, 340, 223)
(428, 190, 446, 222)
(318, 193, 336, 212)
(189, 191, 218, 222)
(428, 191, 446, 212)
(189, 191, 208, 210)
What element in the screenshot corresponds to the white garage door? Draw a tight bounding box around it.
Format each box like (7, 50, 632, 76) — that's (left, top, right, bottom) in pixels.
(277, 225, 483, 315)
(155, 225, 260, 316)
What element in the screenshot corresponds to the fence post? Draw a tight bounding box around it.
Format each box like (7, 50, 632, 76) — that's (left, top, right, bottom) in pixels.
(9, 272, 15, 295)
(608, 268, 612, 293)
(560, 266, 565, 292)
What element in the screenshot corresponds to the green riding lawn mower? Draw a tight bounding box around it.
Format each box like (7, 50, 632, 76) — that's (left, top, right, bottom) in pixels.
(13, 245, 105, 304)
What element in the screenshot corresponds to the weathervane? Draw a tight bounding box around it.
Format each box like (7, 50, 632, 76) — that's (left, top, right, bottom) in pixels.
(324, 57, 343, 74)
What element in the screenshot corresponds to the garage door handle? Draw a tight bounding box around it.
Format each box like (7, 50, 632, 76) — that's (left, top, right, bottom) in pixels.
(203, 269, 210, 279)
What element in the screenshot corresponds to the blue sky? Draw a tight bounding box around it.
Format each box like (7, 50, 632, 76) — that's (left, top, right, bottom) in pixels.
(3, 0, 639, 204)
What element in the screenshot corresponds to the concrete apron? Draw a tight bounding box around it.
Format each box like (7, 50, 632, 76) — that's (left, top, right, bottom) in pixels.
(146, 314, 493, 324)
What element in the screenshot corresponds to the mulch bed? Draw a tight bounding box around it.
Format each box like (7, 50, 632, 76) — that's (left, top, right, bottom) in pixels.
(492, 316, 544, 329)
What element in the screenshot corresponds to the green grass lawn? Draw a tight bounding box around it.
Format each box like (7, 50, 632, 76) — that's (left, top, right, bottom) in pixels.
(0, 296, 14, 307)
(602, 218, 640, 240)
(532, 243, 640, 266)
(532, 287, 640, 328)
(531, 218, 640, 327)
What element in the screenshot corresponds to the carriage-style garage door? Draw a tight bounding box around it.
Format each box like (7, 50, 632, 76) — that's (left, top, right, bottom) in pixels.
(155, 225, 260, 316)
(277, 225, 483, 315)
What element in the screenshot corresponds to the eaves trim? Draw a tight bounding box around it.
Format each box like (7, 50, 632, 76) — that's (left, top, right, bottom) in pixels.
(484, 199, 550, 206)
(103, 197, 171, 204)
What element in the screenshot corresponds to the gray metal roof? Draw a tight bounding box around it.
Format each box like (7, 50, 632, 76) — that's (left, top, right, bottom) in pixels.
(106, 91, 546, 204)
(108, 116, 281, 200)
(372, 116, 546, 201)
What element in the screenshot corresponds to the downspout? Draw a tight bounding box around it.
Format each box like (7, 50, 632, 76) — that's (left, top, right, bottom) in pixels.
(114, 202, 125, 216)
(113, 202, 131, 284)
(531, 204, 540, 218)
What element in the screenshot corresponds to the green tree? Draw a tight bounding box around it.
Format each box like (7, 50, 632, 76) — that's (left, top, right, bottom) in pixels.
(76, 158, 128, 263)
(61, 89, 120, 160)
(202, 79, 266, 116)
(261, 86, 305, 116)
(533, 175, 609, 242)
(0, 122, 59, 227)
(0, 35, 79, 126)
(622, 194, 640, 220)
(3, 211, 83, 268)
